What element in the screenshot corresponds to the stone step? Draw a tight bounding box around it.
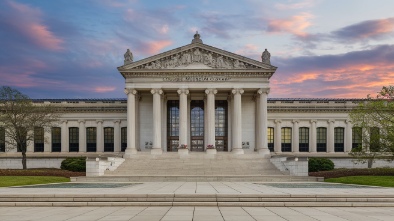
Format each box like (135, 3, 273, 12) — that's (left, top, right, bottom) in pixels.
(106, 152, 287, 176)
(72, 175, 322, 182)
(2, 194, 394, 207)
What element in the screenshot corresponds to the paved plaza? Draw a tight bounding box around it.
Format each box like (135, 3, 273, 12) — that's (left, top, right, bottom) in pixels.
(1, 206, 394, 221)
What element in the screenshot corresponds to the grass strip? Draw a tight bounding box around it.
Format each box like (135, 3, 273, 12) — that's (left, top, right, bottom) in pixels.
(325, 176, 394, 187)
(0, 176, 69, 187)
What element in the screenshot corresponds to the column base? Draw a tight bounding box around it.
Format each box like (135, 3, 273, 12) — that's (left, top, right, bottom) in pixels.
(258, 148, 271, 158)
(123, 148, 138, 158)
(151, 148, 163, 155)
(232, 149, 244, 154)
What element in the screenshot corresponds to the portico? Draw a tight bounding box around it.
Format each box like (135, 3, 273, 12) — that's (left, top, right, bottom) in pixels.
(118, 33, 276, 157)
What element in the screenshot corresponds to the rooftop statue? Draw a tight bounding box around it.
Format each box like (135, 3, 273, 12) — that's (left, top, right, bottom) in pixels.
(261, 49, 271, 65)
(124, 49, 133, 65)
(192, 31, 203, 44)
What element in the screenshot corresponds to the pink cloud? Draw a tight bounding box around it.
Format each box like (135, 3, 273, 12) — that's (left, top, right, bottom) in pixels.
(6, 1, 64, 51)
(143, 40, 173, 54)
(94, 86, 116, 93)
(267, 13, 313, 37)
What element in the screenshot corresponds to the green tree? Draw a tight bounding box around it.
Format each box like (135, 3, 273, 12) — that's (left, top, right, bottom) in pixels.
(350, 86, 394, 168)
(0, 86, 59, 169)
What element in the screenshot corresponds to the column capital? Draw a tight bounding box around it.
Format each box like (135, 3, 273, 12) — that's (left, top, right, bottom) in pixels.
(346, 119, 352, 124)
(61, 120, 68, 124)
(124, 88, 137, 95)
(151, 88, 163, 95)
(275, 119, 282, 124)
(114, 120, 120, 124)
(328, 119, 335, 124)
(292, 119, 299, 124)
(257, 88, 270, 95)
(78, 120, 85, 124)
(96, 120, 103, 124)
(205, 88, 218, 95)
(177, 88, 189, 95)
(232, 88, 244, 95)
(310, 119, 317, 123)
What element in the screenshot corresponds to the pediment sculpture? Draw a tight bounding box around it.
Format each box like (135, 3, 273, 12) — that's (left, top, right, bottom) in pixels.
(133, 47, 251, 70)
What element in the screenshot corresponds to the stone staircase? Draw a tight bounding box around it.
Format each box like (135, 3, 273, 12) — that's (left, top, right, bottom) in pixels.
(74, 152, 320, 182)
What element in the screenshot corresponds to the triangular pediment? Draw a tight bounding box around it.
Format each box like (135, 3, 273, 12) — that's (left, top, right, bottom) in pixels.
(118, 43, 277, 71)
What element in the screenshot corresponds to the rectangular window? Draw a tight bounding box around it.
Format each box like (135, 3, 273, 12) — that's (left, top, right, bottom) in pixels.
(0, 127, 5, 152)
(334, 127, 345, 152)
(104, 127, 114, 152)
(281, 127, 292, 152)
(317, 127, 327, 152)
(34, 127, 44, 152)
(86, 127, 97, 152)
(299, 127, 309, 152)
(370, 127, 380, 152)
(267, 127, 274, 152)
(69, 127, 79, 152)
(121, 127, 127, 152)
(352, 127, 362, 149)
(51, 127, 61, 152)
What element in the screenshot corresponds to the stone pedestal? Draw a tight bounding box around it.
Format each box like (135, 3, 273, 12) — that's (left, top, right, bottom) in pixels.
(124, 148, 138, 158)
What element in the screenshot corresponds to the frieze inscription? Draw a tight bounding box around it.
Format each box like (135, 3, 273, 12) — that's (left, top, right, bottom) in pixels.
(163, 76, 231, 82)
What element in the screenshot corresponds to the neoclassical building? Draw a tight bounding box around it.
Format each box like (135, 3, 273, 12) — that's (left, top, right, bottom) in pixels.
(0, 33, 364, 161)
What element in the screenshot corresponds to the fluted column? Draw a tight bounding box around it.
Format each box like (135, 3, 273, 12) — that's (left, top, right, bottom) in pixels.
(257, 89, 270, 156)
(78, 120, 86, 152)
(97, 120, 103, 152)
(310, 120, 317, 153)
(292, 120, 299, 153)
(61, 120, 68, 152)
(205, 88, 217, 148)
(44, 126, 51, 152)
(274, 120, 282, 153)
(345, 120, 352, 153)
(177, 88, 189, 147)
(151, 88, 163, 155)
(124, 88, 138, 156)
(114, 120, 121, 152)
(327, 120, 335, 153)
(232, 88, 244, 154)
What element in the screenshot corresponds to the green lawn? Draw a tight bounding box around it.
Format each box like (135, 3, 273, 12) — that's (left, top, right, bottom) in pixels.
(0, 176, 69, 187)
(326, 176, 394, 187)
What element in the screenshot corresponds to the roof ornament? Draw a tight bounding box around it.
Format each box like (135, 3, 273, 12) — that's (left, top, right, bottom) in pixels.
(192, 31, 203, 44)
(261, 49, 271, 65)
(124, 49, 133, 65)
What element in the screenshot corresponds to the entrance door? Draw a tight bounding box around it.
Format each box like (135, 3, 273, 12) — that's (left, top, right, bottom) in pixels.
(190, 100, 204, 151)
(215, 100, 228, 151)
(167, 100, 179, 152)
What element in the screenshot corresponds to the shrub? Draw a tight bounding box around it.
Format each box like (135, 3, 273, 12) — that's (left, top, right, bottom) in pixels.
(308, 158, 334, 172)
(61, 157, 86, 172)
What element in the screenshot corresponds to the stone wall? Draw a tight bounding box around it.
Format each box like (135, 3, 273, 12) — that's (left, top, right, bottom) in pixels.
(331, 158, 394, 168)
(0, 158, 65, 169)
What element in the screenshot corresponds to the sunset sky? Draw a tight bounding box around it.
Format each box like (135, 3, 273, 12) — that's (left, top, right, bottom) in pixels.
(0, 0, 393, 99)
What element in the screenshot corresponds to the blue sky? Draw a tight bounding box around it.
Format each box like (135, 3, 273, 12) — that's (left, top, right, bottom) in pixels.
(0, 0, 393, 98)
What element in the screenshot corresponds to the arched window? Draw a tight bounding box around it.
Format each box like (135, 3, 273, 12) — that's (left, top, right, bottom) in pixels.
(317, 127, 327, 152)
(86, 127, 96, 152)
(121, 127, 127, 152)
(267, 127, 274, 152)
(69, 127, 79, 152)
(51, 127, 61, 152)
(299, 127, 309, 152)
(104, 127, 114, 152)
(281, 127, 292, 152)
(352, 127, 362, 149)
(34, 127, 44, 152)
(334, 127, 345, 152)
